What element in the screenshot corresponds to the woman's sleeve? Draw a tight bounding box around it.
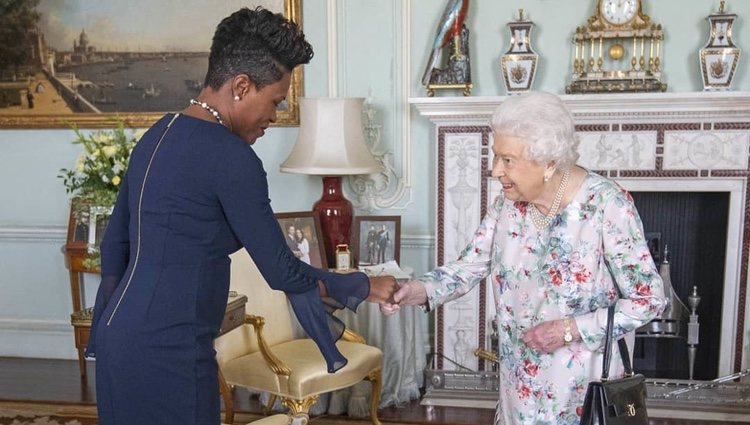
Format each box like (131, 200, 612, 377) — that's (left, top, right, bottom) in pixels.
(85, 172, 131, 357)
(214, 146, 368, 373)
(418, 195, 505, 309)
(576, 189, 667, 351)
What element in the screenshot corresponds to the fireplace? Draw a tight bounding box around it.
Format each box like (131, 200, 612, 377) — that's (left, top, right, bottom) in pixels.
(619, 178, 745, 379)
(411, 92, 750, 385)
(631, 191, 729, 380)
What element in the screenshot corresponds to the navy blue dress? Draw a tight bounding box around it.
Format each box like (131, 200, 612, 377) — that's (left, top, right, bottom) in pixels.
(86, 114, 369, 425)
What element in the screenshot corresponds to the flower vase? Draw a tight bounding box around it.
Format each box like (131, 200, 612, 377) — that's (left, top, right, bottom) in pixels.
(500, 9, 539, 95)
(699, 1, 741, 91)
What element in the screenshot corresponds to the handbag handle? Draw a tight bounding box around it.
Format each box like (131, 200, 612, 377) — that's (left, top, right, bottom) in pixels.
(601, 305, 634, 381)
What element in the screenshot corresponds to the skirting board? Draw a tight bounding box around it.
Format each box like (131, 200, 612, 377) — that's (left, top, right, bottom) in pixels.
(0, 319, 79, 359)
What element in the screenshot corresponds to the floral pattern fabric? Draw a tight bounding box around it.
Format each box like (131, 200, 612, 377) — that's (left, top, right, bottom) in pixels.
(419, 172, 666, 425)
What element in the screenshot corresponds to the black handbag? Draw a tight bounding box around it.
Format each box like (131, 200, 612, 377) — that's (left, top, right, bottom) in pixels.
(580, 306, 648, 425)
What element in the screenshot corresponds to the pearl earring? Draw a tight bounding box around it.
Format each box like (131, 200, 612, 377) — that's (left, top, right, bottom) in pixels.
(543, 175, 550, 183)
(234, 95, 240, 101)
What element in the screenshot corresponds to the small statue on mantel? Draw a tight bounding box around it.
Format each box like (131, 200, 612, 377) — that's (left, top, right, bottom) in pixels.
(421, 0, 472, 97)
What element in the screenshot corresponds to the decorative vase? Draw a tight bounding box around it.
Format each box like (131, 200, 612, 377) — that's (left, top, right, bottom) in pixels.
(699, 0, 741, 91)
(500, 9, 539, 95)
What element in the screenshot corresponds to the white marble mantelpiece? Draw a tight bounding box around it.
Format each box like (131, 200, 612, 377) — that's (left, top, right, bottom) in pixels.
(411, 92, 750, 124)
(410, 92, 750, 377)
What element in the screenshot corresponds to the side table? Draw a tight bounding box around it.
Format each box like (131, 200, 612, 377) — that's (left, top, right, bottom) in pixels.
(62, 202, 250, 379)
(62, 200, 103, 379)
(70, 291, 248, 379)
(63, 244, 98, 379)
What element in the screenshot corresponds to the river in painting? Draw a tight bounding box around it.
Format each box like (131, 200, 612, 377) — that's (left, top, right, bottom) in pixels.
(58, 55, 207, 113)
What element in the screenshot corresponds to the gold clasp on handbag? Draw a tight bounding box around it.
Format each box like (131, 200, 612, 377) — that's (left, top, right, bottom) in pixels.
(626, 403, 636, 417)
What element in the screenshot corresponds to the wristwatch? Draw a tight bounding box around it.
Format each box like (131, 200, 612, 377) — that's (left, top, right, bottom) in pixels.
(563, 319, 574, 346)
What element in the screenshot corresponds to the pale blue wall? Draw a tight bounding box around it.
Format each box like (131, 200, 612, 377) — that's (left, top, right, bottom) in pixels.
(1, 0, 747, 359)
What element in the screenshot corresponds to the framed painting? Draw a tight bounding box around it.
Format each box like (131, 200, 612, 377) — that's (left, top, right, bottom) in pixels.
(0, 0, 303, 128)
(351, 216, 401, 267)
(275, 211, 327, 270)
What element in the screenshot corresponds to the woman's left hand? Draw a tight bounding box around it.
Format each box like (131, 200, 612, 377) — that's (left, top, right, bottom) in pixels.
(521, 319, 576, 353)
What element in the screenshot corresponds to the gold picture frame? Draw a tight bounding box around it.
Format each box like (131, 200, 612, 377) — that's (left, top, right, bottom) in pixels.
(0, 0, 303, 129)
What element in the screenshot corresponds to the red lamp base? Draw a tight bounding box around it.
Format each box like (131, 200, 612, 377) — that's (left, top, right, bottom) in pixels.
(313, 176, 353, 269)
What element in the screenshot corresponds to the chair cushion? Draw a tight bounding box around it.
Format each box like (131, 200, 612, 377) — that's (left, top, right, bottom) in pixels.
(222, 339, 382, 399)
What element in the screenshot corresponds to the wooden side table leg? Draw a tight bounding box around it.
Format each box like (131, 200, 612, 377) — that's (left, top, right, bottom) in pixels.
(77, 347, 87, 379)
(69, 269, 83, 313)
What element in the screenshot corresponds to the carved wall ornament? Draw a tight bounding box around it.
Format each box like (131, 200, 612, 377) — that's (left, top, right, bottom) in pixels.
(346, 97, 403, 212)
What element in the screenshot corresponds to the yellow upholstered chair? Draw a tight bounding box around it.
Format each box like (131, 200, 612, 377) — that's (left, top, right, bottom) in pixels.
(215, 249, 383, 425)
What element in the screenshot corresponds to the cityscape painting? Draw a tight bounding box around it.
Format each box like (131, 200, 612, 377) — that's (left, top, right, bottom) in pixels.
(0, 0, 303, 128)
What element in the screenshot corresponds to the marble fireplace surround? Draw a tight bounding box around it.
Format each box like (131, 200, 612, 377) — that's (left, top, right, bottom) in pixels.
(411, 92, 750, 376)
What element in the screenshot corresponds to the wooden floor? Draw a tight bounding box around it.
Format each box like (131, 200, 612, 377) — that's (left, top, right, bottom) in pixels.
(0, 357, 492, 425)
(0, 357, 746, 425)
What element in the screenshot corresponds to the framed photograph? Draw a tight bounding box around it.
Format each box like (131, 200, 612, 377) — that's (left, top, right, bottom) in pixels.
(275, 211, 328, 270)
(65, 199, 112, 249)
(87, 205, 113, 249)
(352, 216, 401, 267)
(0, 0, 303, 129)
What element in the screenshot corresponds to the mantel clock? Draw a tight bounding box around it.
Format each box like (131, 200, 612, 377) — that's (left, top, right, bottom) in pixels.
(566, 0, 667, 93)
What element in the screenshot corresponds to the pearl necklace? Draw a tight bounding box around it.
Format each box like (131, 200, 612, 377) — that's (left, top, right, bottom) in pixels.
(528, 168, 571, 230)
(189, 98, 224, 125)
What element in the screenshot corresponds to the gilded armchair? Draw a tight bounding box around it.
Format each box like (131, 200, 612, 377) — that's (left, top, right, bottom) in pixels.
(215, 249, 383, 425)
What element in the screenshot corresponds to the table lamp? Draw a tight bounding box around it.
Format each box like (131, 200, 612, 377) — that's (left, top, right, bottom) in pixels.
(280, 97, 381, 268)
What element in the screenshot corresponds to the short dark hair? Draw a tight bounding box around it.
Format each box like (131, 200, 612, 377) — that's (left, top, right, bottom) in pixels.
(204, 7, 314, 90)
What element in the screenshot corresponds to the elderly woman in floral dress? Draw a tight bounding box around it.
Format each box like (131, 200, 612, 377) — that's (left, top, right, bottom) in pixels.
(381, 91, 666, 425)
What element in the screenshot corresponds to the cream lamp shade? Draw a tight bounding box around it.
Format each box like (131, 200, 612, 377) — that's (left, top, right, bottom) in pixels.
(280, 97, 380, 175)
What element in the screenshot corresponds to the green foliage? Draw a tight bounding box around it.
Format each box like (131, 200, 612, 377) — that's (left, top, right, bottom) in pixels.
(0, 0, 41, 74)
(58, 120, 144, 207)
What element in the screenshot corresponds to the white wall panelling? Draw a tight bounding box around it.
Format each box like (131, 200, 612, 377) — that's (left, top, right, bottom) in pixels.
(340, 0, 413, 211)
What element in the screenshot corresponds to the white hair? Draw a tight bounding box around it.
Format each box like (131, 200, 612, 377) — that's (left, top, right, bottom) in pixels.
(490, 91, 579, 168)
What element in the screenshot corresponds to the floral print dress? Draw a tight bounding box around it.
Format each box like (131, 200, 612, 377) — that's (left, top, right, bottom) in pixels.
(418, 172, 666, 425)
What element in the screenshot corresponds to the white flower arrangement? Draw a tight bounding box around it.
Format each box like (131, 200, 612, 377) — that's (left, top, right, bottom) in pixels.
(59, 121, 145, 206)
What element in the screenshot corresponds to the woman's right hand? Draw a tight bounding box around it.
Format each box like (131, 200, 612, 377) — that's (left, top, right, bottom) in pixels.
(366, 275, 399, 304)
(379, 281, 428, 316)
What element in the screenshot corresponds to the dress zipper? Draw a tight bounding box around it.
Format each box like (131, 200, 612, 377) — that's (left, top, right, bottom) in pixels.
(106, 113, 180, 326)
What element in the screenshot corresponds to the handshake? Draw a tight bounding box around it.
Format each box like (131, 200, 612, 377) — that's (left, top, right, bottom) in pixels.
(365, 276, 427, 315)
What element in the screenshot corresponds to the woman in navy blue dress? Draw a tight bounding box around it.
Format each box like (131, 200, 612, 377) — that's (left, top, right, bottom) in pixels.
(85, 8, 397, 424)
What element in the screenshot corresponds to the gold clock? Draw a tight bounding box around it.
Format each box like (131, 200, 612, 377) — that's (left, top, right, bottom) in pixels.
(566, 0, 666, 93)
